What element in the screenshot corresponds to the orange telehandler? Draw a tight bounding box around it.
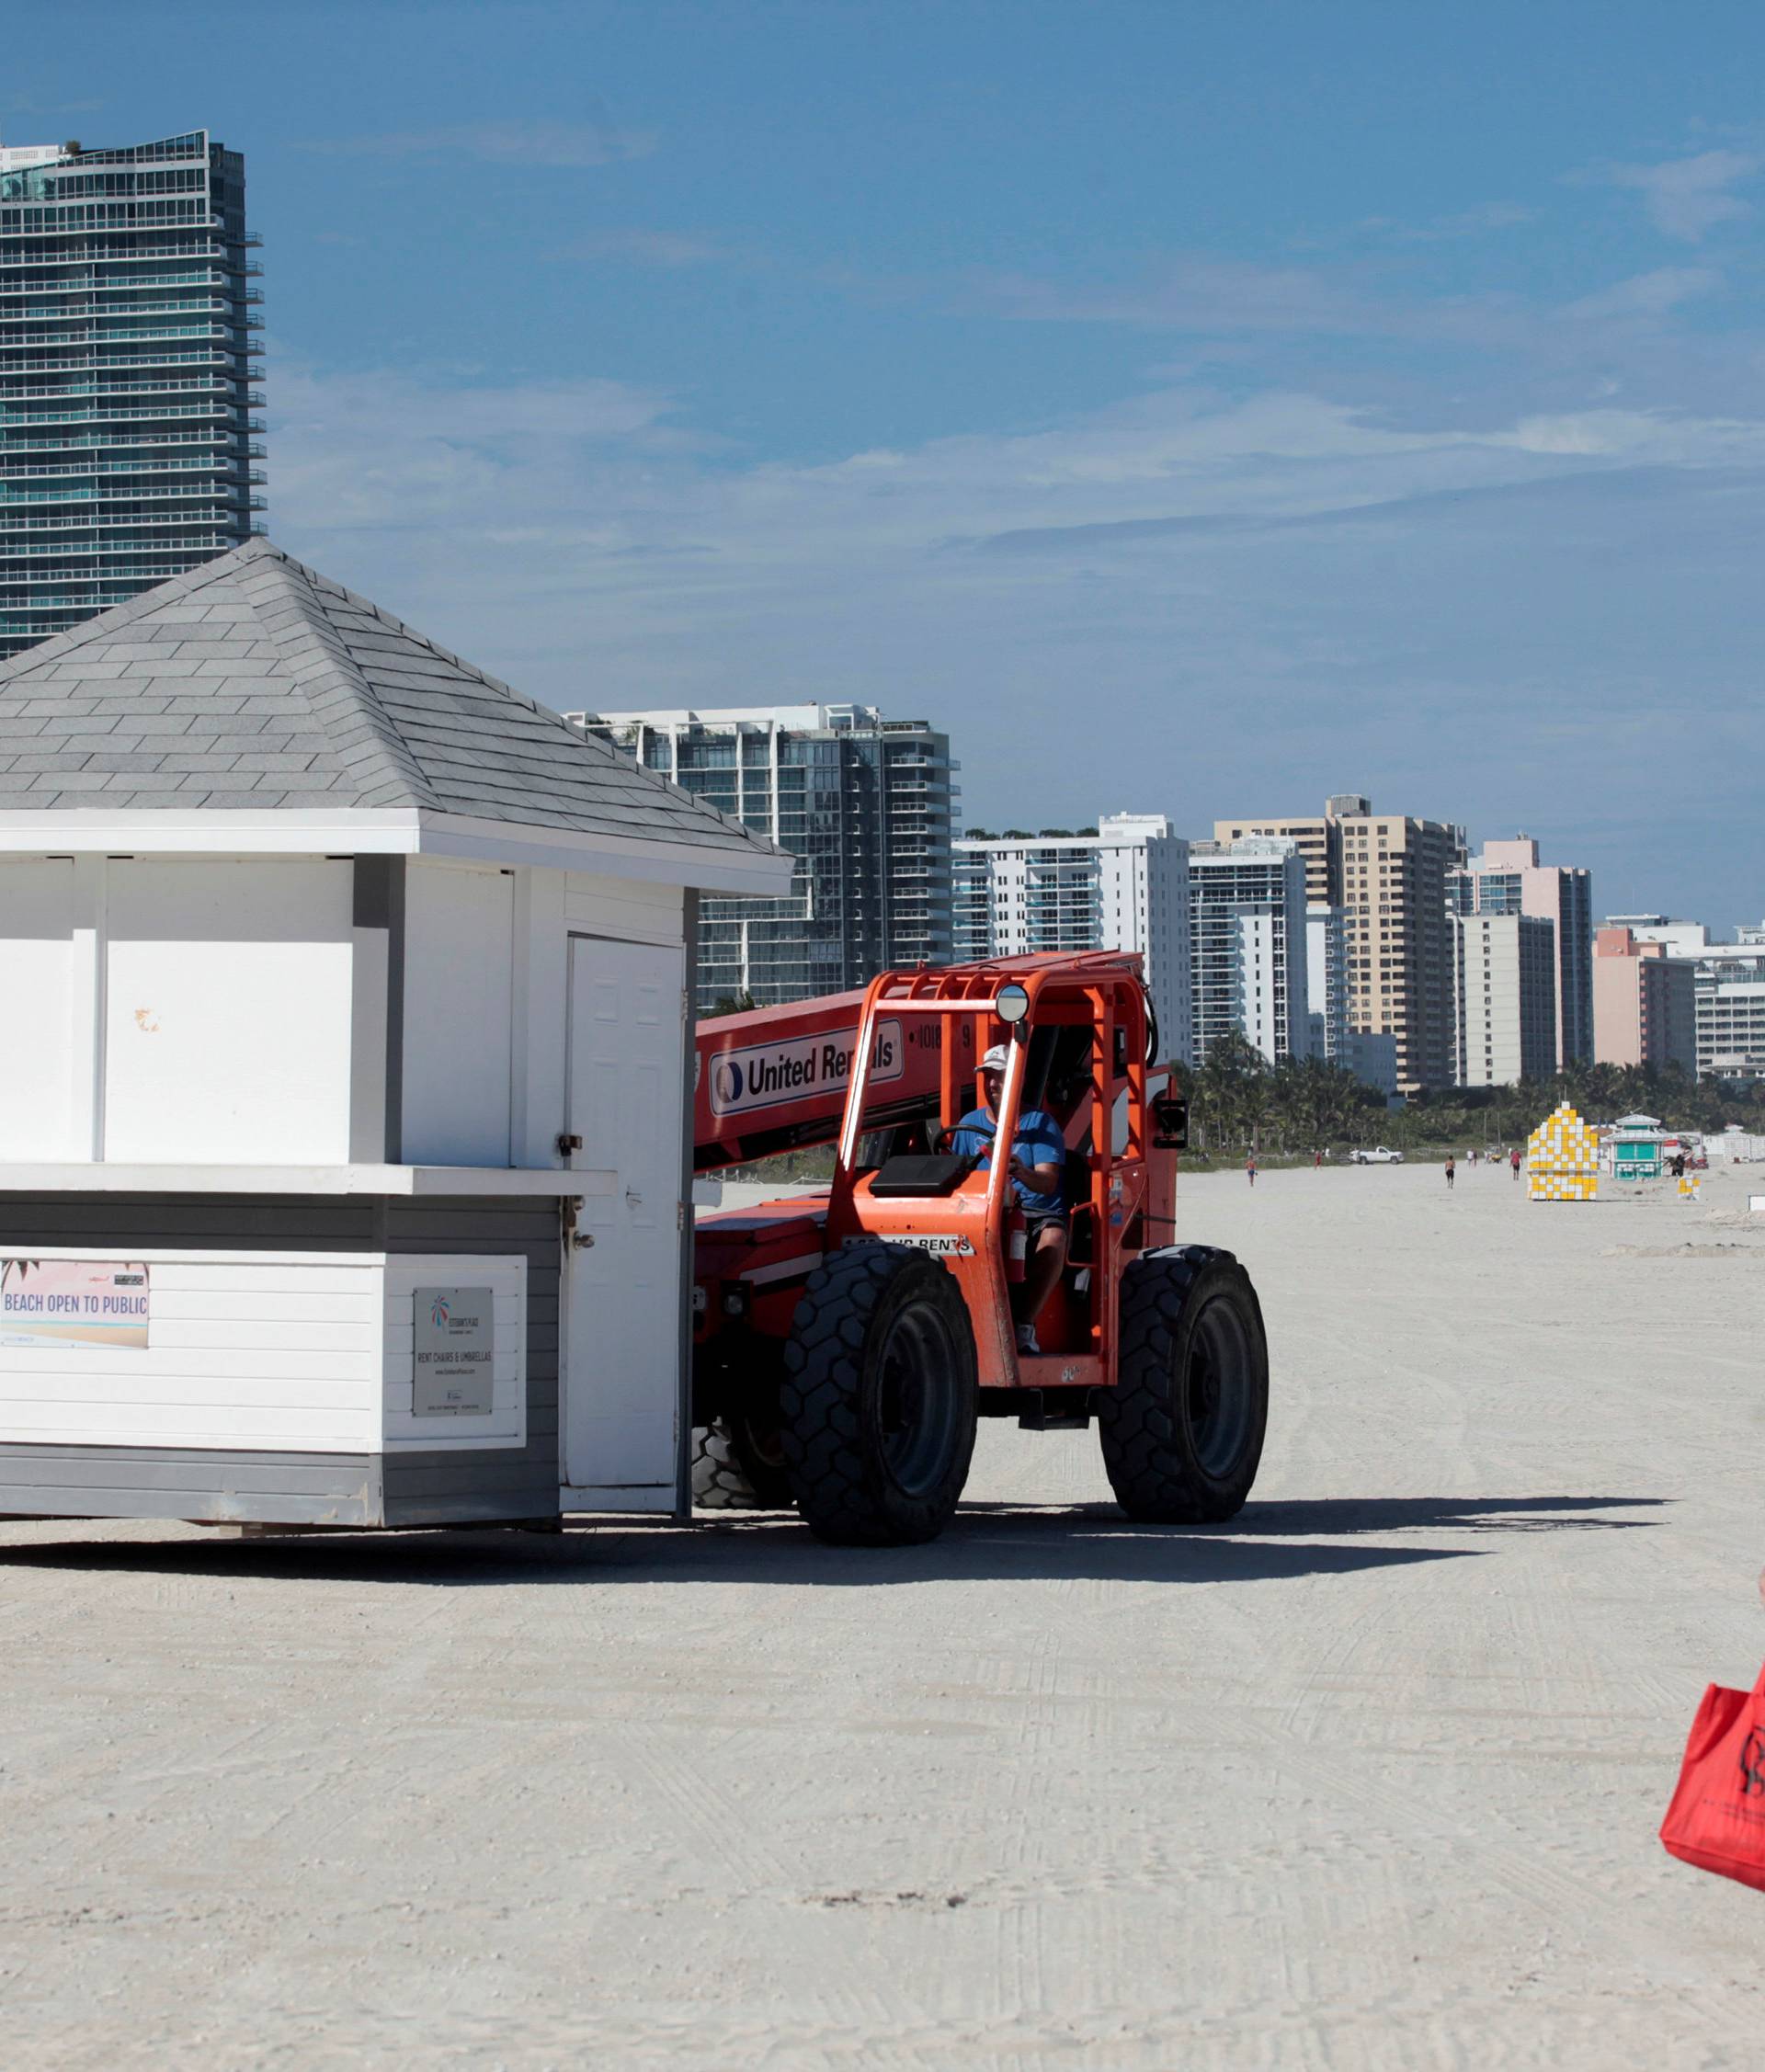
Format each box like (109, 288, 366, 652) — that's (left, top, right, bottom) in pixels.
(689, 952, 1268, 1545)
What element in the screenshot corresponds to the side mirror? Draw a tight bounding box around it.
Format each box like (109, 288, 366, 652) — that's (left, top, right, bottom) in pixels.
(1152, 1091, 1189, 1151)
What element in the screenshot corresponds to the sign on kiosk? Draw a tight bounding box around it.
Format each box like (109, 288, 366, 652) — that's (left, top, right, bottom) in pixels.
(413, 1285, 495, 1417)
(0, 1258, 151, 1349)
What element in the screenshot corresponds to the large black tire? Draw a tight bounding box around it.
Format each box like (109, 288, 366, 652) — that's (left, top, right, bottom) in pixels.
(779, 1242, 979, 1546)
(691, 1417, 795, 1511)
(1099, 1247, 1269, 1523)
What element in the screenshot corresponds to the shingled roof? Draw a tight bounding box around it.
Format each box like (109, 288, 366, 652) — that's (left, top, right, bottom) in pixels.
(0, 537, 779, 864)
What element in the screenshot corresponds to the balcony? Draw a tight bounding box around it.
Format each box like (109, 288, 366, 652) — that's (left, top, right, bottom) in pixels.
(0, 531, 244, 558)
(0, 456, 246, 480)
(0, 240, 233, 268)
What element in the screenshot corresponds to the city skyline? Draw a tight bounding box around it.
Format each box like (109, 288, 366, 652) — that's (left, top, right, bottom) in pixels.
(5, 5, 1761, 928)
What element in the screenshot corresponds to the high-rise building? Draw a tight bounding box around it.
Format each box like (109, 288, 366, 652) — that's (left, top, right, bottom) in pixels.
(1452, 837, 1591, 1069)
(1453, 912, 1558, 1087)
(1188, 837, 1310, 1064)
(1601, 917, 1765, 1080)
(952, 814, 1192, 1063)
(1215, 797, 1465, 1096)
(567, 703, 955, 1009)
(1592, 927, 1697, 1072)
(1304, 904, 1348, 1063)
(1696, 962, 1765, 1082)
(0, 131, 264, 658)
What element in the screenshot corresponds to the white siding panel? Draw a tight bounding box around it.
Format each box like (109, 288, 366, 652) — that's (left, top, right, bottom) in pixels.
(0, 859, 75, 1160)
(0, 1255, 382, 1452)
(0, 1250, 527, 1456)
(150, 1291, 382, 1325)
(402, 862, 515, 1166)
(102, 860, 354, 1164)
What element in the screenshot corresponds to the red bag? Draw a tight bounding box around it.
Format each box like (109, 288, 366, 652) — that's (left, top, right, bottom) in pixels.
(1660, 1663, 1765, 1891)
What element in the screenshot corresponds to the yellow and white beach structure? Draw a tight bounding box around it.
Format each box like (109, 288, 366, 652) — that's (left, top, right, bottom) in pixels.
(1528, 1101, 1600, 1202)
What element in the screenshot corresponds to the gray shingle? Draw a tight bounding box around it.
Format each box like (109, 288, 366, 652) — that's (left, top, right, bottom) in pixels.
(0, 535, 780, 868)
(83, 753, 171, 773)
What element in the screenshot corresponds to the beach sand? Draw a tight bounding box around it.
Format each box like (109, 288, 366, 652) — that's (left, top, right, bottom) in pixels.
(2, 1160, 1760, 2067)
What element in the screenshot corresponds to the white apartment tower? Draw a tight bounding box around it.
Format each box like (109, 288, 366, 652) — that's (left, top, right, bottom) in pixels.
(1188, 837, 1311, 1065)
(951, 814, 1192, 1064)
(1454, 912, 1558, 1087)
(1305, 904, 1349, 1061)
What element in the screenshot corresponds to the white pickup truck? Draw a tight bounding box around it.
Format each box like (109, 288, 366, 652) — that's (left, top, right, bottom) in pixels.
(1349, 1145, 1404, 1165)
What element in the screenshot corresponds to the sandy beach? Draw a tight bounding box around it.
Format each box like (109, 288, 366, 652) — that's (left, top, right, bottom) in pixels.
(2, 1160, 1761, 2068)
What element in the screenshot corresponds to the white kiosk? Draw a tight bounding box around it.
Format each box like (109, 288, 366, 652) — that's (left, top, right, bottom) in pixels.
(0, 539, 790, 1528)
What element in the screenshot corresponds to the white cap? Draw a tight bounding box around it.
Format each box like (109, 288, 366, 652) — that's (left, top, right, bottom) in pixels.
(982, 1044, 1010, 1073)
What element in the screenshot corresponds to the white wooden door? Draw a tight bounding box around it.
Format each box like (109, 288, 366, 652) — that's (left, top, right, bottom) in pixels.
(561, 935, 685, 1506)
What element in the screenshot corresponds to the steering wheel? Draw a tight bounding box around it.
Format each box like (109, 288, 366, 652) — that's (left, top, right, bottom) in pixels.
(934, 1126, 983, 1167)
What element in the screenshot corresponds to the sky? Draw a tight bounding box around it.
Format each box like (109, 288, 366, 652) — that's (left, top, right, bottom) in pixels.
(9, 0, 1764, 926)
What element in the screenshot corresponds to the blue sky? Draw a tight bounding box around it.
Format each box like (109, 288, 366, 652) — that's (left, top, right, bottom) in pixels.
(11, 1, 1764, 924)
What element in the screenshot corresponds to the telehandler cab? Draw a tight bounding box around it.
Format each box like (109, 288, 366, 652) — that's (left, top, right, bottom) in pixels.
(690, 953, 1268, 1545)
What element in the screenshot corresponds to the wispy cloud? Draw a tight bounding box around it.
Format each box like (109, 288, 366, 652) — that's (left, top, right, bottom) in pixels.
(1353, 202, 1538, 245)
(308, 116, 655, 169)
(1596, 150, 1760, 240)
(1562, 267, 1721, 322)
(264, 353, 1765, 907)
(970, 256, 1466, 338)
(2, 96, 104, 119)
(552, 229, 723, 268)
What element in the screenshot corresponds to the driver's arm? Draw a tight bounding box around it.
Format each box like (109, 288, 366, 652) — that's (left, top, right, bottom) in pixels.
(1009, 1119, 1065, 1197)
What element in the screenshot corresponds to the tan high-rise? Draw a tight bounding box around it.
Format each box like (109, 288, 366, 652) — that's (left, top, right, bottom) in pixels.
(1214, 796, 1465, 1096)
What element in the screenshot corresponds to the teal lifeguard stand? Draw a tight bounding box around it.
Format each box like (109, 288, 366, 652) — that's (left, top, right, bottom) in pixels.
(1611, 1114, 1666, 1179)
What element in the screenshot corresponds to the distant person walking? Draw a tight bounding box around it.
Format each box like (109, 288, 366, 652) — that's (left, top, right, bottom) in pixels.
(1246, 1152, 1258, 1188)
(1314, 1147, 1323, 1170)
(1445, 1155, 1455, 1190)
(1510, 1146, 1522, 1179)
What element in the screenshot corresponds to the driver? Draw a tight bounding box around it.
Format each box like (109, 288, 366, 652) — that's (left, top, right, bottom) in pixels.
(948, 1044, 1069, 1355)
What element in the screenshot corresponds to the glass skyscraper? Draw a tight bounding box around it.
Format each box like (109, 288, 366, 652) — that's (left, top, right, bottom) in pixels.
(569, 703, 958, 1010)
(0, 131, 263, 658)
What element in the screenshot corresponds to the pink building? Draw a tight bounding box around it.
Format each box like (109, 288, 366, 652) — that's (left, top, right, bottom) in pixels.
(1452, 837, 1592, 1069)
(1592, 928, 1697, 1071)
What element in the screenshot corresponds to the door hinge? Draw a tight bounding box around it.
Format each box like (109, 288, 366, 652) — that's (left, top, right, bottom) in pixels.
(678, 1201, 687, 1231)
(557, 1132, 582, 1158)
(682, 988, 691, 1023)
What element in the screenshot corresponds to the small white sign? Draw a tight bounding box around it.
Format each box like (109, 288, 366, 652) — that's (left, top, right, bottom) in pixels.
(413, 1285, 495, 1417)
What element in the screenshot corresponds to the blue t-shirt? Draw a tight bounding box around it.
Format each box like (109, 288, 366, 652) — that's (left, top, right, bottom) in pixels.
(948, 1107, 1068, 1217)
